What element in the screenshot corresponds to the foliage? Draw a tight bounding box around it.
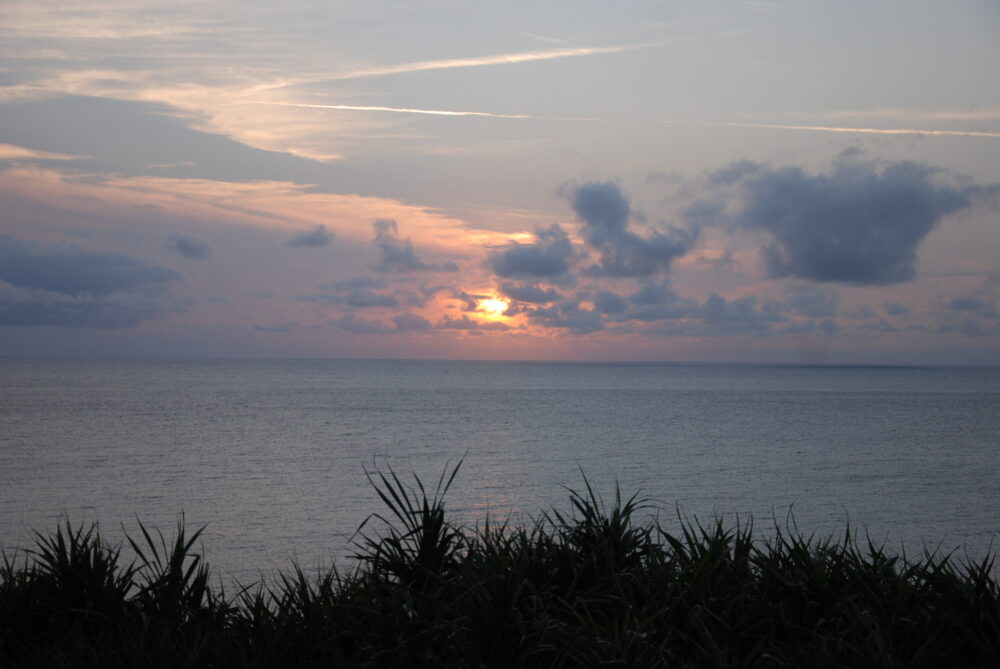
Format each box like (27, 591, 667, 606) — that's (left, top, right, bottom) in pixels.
(1, 462, 998, 667)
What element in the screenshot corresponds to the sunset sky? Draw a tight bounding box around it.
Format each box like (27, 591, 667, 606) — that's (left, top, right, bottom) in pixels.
(2, 0, 999, 363)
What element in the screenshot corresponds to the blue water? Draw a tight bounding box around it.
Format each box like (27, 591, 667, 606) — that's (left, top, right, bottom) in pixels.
(2, 358, 998, 581)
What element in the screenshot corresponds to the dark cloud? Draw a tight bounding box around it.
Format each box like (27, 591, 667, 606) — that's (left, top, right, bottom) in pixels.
(438, 314, 510, 331)
(0, 236, 178, 328)
(629, 281, 678, 306)
(696, 249, 738, 272)
(593, 291, 628, 315)
(253, 321, 299, 333)
(329, 277, 386, 291)
(945, 296, 997, 317)
(700, 294, 786, 335)
(299, 278, 398, 309)
(860, 319, 899, 333)
(489, 224, 574, 283)
(604, 283, 696, 322)
(498, 281, 563, 304)
(392, 312, 433, 332)
(935, 319, 1000, 337)
(166, 234, 211, 259)
(286, 224, 333, 248)
(398, 285, 444, 308)
(624, 300, 698, 323)
(707, 160, 760, 187)
(608, 288, 785, 333)
(526, 301, 604, 334)
(884, 302, 910, 317)
(330, 314, 391, 334)
(702, 156, 981, 284)
(569, 181, 697, 277)
(0, 281, 163, 328)
(371, 219, 456, 273)
(786, 286, 838, 318)
(339, 289, 398, 308)
(507, 284, 787, 336)
(781, 319, 839, 336)
(296, 294, 338, 305)
(402, 287, 494, 312)
(0, 235, 178, 297)
(844, 306, 878, 319)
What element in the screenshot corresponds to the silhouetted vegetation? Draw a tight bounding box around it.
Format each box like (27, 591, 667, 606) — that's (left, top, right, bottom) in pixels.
(2, 460, 998, 667)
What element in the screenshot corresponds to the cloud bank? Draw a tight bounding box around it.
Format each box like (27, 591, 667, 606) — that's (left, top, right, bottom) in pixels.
(0, 236, 178, 328)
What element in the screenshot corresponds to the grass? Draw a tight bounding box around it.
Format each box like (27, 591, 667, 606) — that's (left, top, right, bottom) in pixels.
(2, 460, 998, 667)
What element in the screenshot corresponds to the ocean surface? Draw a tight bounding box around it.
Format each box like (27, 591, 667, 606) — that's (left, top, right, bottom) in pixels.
(2, 358, 999, 582)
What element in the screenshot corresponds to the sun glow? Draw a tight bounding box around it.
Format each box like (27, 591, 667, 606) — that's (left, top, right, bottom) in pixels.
(478, 297, 510, 317)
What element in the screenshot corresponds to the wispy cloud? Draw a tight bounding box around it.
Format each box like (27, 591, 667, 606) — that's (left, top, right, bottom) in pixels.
(249, 101, 595, 122)
(249, 101, 533, 119)
(818, 108, 1000, 122)
(327, 43, 659, 81)
(683, 121, 1000, 139)
(0, 143, 86, 161)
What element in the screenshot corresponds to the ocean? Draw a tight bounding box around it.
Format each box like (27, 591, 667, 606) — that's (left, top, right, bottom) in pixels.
(2, 358, 998, 581)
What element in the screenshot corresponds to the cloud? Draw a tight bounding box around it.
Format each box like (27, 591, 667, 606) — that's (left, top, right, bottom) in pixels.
(339, 289, 398, 308)
(697, 120, 1000, 140)
(593, 291, 628, 315)
(619, 293, 785, 335)
(449, 289, 488, 311)
(696, 249, 739, 272)
(329, 277, 386, 291)
(371, 219, 457, 273)
(166, 233, 211, 259)
(935, 319, 1000, 337)
(569, 284, 788, 335)
(254, 321, 299, 333)
(437, 314, 510, 331)
(786, 285, 838, 318)
(629, 281, 679, 306)
(780, 318, 839, 336)
(569, 181, 697, 277)
(859, 319, 899, 333)
(0, 237, 179, 329)
(285, 224, 333, 248)
(498, 281, 563, 304)
(330, 314, 391, 334)
(702, 155, 981, 284)
(945, 296, 997, 316)
(300, 277, 398, 308)
(700, 294, 785, 335)
(0, 143, 86, 162)
(527, 301, 604, 334)
(884, 302, 910, 317)
(0, 236, 179, 298)
(489, 224, 575, 282)
(327, 42, 659, 81)
(392, 312, 432, 332)
(0, 280, 164, 328)
(250, 101, 536, 120)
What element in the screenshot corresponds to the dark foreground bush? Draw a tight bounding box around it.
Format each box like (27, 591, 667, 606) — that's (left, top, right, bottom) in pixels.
(2, 461, 998, 667)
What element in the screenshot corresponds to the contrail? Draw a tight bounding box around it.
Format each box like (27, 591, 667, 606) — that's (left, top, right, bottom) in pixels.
(328, 43, 659, 81)
(249, 101, 595, 121)
(695, 120, 1000, 139)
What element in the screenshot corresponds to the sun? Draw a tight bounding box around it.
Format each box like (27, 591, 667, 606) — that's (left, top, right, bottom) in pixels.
(478, 297, 509, 317)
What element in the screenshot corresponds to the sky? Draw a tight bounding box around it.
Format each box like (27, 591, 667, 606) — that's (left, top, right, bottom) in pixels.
(1, 0, 999, 364)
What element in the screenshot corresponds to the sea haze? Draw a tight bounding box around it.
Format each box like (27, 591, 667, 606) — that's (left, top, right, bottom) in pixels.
(2, 358, 998, 581)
